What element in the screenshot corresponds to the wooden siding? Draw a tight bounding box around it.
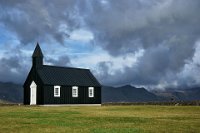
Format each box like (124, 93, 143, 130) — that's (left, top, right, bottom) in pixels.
(43, 85, 101, 104)
(23, 67, 44, 105)
(24, 67, 101, 105)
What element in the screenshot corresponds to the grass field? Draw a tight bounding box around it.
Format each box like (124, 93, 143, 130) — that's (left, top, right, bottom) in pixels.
(0, 105, 200, 133)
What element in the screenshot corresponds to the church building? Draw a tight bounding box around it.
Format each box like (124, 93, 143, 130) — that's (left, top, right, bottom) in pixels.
(23, 43, 101, 105)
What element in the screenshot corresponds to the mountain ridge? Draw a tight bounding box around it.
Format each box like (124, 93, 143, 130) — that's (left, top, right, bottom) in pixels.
(0, 81, 23, 103)
(0, 81, 200, 103)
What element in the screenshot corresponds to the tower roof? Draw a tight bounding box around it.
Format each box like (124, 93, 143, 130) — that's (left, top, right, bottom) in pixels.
(32, 42, 43, 57)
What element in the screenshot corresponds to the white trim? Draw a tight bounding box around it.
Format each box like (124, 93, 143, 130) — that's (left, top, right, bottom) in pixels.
(54, 85, 60, 97)
(88, 87, 94, 97)
(30, 81, 37, 105)
(72, 86, 78, 97)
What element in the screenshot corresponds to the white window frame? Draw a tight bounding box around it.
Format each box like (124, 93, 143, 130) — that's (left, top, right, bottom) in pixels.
(72, 86, 78, 97)
(54, 85, 60, 97)
(88, 87, 94, 98)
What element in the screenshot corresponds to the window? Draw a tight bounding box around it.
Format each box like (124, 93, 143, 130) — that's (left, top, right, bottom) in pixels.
(72, 86, 78, 97)
(88, 87, 94, 97)
(54, 86, 60, 97)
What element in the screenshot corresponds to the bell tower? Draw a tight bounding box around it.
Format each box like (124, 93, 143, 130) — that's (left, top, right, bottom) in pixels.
(32, 42, 43, 69)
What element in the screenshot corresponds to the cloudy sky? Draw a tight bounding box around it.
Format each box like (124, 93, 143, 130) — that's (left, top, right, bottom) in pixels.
(1, 0, 200, 90)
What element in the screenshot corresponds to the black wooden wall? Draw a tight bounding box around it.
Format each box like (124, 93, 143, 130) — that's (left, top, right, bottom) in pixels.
(23, 67, 44, 105)
(43, 85, 101, 104)
(24, 68, 101, 105)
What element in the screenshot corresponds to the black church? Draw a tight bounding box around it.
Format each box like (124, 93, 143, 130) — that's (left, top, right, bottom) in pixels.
(23, 43, 101, 105)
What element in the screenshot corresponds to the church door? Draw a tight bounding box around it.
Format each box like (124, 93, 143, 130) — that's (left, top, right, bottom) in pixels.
(30, 81, 37, 105)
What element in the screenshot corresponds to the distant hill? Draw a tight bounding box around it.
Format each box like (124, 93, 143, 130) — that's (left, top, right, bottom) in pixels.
(102, 85, 200, 103)
(0, 81, 23, 103)
(184, 88, 200, 100)
(0, 81, 200, 103)
(153, 88, 200, 101)
(102, 85, 160, 103)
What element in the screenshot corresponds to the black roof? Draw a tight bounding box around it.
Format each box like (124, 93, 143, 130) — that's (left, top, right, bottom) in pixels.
(37, 65, 101, 87)
(32, 43, 43, 57)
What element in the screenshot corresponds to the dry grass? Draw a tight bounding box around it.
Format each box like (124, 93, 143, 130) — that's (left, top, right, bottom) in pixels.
(0, 105, 199, 133)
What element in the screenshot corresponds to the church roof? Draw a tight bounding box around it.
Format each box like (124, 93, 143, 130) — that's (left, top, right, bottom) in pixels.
(37, 65, 101, 87)
(32, 43, 43, 57)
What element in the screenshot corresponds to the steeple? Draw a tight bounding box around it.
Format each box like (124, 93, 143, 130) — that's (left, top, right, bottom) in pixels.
(32, 42, 43, 68)
(32, 42, 43, 57)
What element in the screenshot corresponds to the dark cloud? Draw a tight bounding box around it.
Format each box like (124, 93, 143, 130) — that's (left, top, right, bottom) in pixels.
(45, 55, 71, 67)
(83, 0, 200, 88)
(82, 0, 200, 55)
(0, 0, 80, 44)
(0, 55, 29, 84)
(1, 0, 200, 89)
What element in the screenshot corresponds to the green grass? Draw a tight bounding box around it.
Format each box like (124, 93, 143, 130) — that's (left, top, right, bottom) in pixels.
(0, 105, 200, 133)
